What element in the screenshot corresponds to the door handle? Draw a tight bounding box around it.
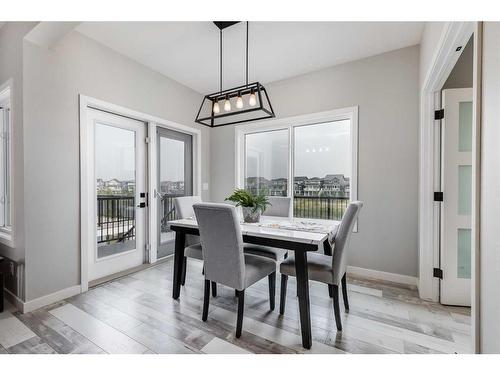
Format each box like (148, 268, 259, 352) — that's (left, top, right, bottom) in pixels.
(137, 202, 146, 208)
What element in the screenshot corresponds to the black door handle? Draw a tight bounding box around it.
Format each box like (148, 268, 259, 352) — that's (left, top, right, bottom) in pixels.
(137, 202, 146, 208)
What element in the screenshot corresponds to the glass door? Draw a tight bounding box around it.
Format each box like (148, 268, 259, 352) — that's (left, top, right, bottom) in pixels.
(157, 127, 193, 258)
(89, 108, 147, 282)
(440, 88, 473, 306)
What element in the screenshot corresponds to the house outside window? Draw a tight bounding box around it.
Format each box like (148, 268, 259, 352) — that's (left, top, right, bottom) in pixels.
(238, 107, 358, 221)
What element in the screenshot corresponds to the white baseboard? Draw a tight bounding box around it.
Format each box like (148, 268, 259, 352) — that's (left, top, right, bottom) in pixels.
(21, 285, 81, 313)
(347, 266, 418, 287)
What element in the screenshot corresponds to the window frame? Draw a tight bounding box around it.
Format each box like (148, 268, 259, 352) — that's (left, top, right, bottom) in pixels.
(236, 106, 358, 223)
(0, 79, 14, 246)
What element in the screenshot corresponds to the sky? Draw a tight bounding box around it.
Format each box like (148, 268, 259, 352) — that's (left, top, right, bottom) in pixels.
(95, 123, 187, 182)
(95, 123, 135, 181)
(95, 119, 351, 183)
(245, 120, 351, 180)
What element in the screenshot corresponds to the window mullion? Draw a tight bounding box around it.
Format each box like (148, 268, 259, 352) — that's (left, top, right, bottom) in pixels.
(289, 124, 294, 217)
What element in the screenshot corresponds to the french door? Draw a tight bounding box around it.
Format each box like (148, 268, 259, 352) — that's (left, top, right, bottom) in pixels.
(156, 127, 193, 258)
(88, 108, 147, 281)
(440, 88, 473, 306)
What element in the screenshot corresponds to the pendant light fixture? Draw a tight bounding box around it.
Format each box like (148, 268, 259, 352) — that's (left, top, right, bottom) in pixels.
(195, 21, 276, 127)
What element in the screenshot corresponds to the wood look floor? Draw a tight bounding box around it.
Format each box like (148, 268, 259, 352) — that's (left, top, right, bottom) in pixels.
(0, 257, 471, 354)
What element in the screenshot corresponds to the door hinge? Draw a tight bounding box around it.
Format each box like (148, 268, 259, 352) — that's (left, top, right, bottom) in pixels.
(434, 109, 444, 120)
(433, 268, 443, 279)
(434, 192, 444, 202)
(145, 137, 150, 144)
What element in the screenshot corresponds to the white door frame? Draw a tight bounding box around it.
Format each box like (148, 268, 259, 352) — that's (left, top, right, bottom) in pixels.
(79, 95, 202, 292)
(418, 22, 480, 352)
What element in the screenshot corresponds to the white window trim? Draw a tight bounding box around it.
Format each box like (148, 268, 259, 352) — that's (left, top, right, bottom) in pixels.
(79, 95, 202, 292)
(0, 79, 14, 247)
(235, 106, 358, 225)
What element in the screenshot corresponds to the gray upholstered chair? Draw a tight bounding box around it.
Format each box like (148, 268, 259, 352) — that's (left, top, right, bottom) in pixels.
(279, 201, 363, 331)
(193, 203, 277, 338)
(174, 196, 214, 291)
(243, 196, 292, 261)
(263, 196, 292, 217)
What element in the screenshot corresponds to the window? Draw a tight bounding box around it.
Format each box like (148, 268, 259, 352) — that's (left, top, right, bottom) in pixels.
(0, 84, 12, 239)
(294, 120, 351, 219)
(244, 129, 288, 196)
(238, 107, 358, 221)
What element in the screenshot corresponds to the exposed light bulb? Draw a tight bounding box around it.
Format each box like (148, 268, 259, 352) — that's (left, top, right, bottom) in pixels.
(213, 100, 220, 114)
(236, 94, 243, 109)
(249, 91, 257, 107)
(224, 97, 231, 112)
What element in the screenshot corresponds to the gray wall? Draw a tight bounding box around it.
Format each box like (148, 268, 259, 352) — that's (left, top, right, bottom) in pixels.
(211, 46, 420, 277)
(480, 21, 500, 354)
(443, 36, 473, 89)
(22, 31, 208, 301)
(0, 23, 36, 263)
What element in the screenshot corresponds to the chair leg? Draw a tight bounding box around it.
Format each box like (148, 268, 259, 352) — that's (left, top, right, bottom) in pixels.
(202, 280, 210, 321)
(341, 273, 349, 312)
(268, 272, 276, 311)
(328, 284, 334, 298)
(331, 284, 342, 331)
(236, 290, 245, 338)
(211, 281, 217, 297)
(181, 257, 187, 286)
(279, 274, 288, 315)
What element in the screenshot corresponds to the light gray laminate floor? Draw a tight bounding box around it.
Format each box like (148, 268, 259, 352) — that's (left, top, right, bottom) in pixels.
(1, 258, 472, 354)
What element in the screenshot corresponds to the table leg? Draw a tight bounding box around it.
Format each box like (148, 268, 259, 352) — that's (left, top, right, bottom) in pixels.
(172, 230, 186, 299)
(294, 251, 312, 349)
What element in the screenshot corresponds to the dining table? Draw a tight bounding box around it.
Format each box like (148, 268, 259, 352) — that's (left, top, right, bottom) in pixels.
(168, 215, 340, 349)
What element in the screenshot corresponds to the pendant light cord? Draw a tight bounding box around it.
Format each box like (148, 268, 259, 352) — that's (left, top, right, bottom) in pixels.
(220, 29, 223, 93)
(246, 21, 249, 87)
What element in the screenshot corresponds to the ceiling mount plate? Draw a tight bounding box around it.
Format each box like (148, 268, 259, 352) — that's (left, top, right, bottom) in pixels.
(213, 21, 240, 30)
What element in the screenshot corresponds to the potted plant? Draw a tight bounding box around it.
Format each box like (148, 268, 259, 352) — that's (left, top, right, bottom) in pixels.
(225, 189, 271, 223)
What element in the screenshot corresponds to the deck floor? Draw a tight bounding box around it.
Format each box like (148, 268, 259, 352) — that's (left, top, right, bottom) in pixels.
(0, 257, 471, 354)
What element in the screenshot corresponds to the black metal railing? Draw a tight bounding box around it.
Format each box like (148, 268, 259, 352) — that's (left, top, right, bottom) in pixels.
(293, 196, 349, 220)
(160, 193, 184, 232)
(97, 195, 135, 244)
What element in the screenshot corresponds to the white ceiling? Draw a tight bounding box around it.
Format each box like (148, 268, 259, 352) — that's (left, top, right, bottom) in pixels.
(76, 22, 424, 94)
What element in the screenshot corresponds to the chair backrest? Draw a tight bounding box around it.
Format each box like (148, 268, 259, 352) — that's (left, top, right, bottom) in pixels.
(330, 201, 363, 285)
(193, 203, 246, 290)
(263, 197, 292, 217)
(174, 196, 202, 219)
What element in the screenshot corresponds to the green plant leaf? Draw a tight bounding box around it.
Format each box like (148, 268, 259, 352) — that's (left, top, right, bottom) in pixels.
(225, 189, 271, 213)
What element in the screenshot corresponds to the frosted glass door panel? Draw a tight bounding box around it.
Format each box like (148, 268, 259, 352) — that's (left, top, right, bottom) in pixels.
(457, 229, 471, 279)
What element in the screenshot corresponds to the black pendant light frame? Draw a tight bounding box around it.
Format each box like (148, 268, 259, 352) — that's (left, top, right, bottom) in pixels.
(195, 21, 276, 128)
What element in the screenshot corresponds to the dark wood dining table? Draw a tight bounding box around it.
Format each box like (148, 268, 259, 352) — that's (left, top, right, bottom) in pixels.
(168, 216, 339, 349)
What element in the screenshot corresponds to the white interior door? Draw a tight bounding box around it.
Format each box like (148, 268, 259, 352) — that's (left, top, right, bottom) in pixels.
(440, 88, 473, 306)
(88, 108, 147, 282)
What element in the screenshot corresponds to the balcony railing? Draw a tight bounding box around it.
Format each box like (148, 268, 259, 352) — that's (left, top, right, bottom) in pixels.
(97, 195, 135, 244)
(293, 195, 349, 220)
(160, 193, 183, 232)
(96, 194, 348, 245)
